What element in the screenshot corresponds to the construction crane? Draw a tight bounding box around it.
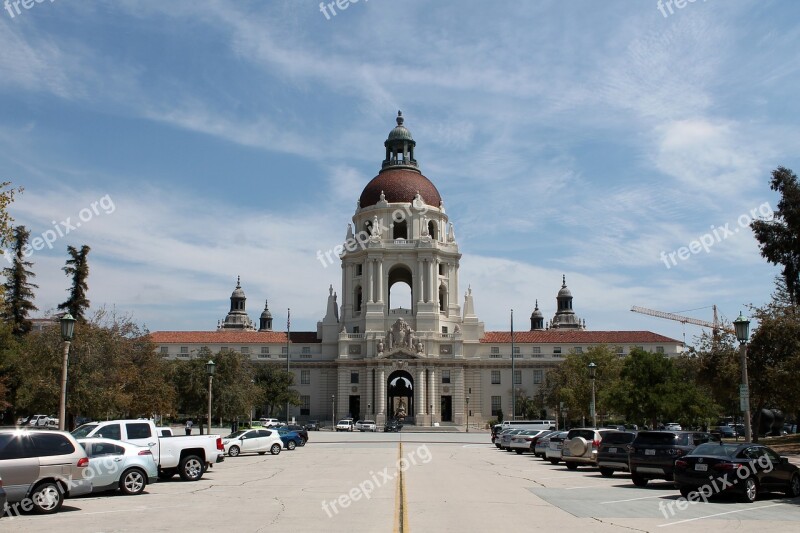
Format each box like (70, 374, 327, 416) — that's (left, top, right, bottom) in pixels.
(630, 305, 735, 347)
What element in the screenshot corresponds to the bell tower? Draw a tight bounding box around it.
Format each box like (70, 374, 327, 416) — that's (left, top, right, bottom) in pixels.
(338, 112, 464, 343)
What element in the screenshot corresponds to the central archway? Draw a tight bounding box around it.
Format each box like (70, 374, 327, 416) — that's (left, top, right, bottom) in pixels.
(387, 370, 414, 422)
(388, 264, 413, 311)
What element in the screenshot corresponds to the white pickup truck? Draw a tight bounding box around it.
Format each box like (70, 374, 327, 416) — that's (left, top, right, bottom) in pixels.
(72, 419, 224, 481)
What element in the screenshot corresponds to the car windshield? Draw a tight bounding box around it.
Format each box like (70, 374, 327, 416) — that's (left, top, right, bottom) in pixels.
(692, 443, 739, 457)
(635, 432, 678, 445)
(337, 420, 350, 425)
(226, 431, 247, 439)
(602, 432, 636, 444)
(71, 423, 99, 438)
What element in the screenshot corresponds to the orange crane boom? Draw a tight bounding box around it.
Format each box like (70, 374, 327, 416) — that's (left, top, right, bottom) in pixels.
(630, 305, 735, 335)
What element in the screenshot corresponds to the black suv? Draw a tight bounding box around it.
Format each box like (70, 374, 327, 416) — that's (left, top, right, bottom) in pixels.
(384, 419, 403, 432)
(597, 431, 637, 477)
(629, 430, 719, 486)
(305, 421, 319, 431)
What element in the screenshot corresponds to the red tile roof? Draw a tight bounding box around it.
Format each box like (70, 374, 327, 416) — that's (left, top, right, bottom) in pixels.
(359, 168, 442, 208)
(481, 331, 680, 344)
(149, 331, 320, 344)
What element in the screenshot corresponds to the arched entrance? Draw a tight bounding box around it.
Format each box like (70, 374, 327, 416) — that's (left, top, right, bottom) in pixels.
(388, 265, 413, 311)
(387, 370, 414, 422)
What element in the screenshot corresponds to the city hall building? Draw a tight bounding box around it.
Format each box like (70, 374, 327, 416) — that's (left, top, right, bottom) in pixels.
(151, 113, 681, 426)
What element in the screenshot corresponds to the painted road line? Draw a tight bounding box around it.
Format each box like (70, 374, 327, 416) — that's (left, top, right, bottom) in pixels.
(658, 503, 783, 527)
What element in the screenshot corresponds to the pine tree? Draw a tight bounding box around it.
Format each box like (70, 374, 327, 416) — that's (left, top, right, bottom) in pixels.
(1, 226, 38, 336)
(751, 167, 800, 306)
(58, 244, 91, 321)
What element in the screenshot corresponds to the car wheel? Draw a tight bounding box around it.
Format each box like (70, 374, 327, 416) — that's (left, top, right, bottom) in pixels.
(786, 473, 800, 497)
(270, 443, 282, 455)
(741, 477, 758, 503)
(566, 462, 578, 470)
(549, 458, 559, 465)
(631, 474, 648, 487)
(599, 467, 614, 477)
(299, 438, 306, 447)
(179, 455, 205, 481)
(158, 469, 176, 480)
(515, 449, 523, 455)
(228, 445, 240, 457)
(119, 468, 147, 495)
(678, 486, 692, 498)
(30, 481, 64, 514)
(287, 440, 297, 451)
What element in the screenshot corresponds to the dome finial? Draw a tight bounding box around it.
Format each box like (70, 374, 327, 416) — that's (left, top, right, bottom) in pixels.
(562, 274, 566, 287)
(397, 110, 404, 126)
(237, 275, 241, 288)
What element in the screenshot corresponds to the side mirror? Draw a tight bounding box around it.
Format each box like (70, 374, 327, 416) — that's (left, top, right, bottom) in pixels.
(780, 456, 789, 465)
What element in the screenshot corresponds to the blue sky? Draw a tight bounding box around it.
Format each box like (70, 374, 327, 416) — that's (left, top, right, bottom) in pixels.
(1, 0, 798, 345)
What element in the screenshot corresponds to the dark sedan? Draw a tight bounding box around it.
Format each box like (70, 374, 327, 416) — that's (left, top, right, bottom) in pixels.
(276, 429, 304, 450)
(384, 419, 402, 432)
(674, 442, 800, 502)
(285, 424, 309, 443)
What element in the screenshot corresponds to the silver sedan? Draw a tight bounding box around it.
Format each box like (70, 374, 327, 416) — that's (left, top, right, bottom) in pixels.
(78, 438, 158, 495)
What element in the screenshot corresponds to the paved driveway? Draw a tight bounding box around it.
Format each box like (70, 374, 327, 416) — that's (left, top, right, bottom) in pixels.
(4, 431, 798, 532)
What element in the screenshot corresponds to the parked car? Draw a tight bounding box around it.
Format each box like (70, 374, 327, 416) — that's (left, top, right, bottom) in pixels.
(0, 429, 93, 514)
(534, 431, 558, 458)
(384, 419, 402, 432)
(336, 419, 354, 432)
(494, 428, 514, 448)
(285, 424, 309, 443)
(710, 425, 737, 439)
(499, 429, 526, 451)
(597, 431, 637, 477)
(509, 429, 547, 454)
(359, 420, 377, 432)
(664, 423, 682, 431)
(490, 424, 503, 445)
(628, 430, 719, 487)
(277, 429, 304, 450)
(562, 428, 619, 469)
(259, 418, 280, 428)
(222, 429, 283, 456)
(77, 438, 158, 495)
(674, 442, 800, 502)
(21, 414, 54, 428)
(305, 420, 320, 431)
(71, 419, 224, 481)
(546, 431, 569, 464)
(354, 420, 365, 431)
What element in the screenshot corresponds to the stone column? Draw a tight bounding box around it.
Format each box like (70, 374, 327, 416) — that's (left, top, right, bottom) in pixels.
(377, 261, 384, 303)
(367, 259, 374, 303)
(378, 367, 386, 419)
(455, 367, 464, 425)
(417, 259, 425, 303)
(432, 259, 439, 308)
(428, 367, 439, 422)
(416, 367, 425, 419)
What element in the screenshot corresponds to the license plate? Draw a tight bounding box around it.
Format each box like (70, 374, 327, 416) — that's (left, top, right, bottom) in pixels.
(609, 447, 618, 454)
(694, 464, 708, 472)
(645, 449, 656, 456)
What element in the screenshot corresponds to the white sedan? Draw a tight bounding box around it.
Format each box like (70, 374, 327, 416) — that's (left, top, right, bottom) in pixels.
(77, 438, 158, 495)
(222, 429, 283, 457)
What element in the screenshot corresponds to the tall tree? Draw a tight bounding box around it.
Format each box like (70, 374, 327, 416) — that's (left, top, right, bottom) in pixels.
(58, 244, 91, 320)
(2, 226, 38, 336)
(751, 166, 800, 306)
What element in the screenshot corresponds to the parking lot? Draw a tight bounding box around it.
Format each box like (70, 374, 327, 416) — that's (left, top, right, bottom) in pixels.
(4, 431, 799, 532)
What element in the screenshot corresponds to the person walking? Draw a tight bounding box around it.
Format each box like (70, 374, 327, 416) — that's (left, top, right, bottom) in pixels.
(185, 419, 193, 435)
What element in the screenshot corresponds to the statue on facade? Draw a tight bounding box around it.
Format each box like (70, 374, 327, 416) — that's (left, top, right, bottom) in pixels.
(395, 399, 407, 419)
(415, 340, 424, 354)
(377, 339, 384, 354)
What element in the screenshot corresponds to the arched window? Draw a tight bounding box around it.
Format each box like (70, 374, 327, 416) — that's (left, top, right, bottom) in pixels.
(439, 284, 447, 313)
(394, 219, 407, 240)
(428, 220, 437, 240)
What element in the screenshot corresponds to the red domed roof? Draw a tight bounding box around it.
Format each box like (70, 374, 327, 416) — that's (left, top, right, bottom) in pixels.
(359, 169, 442, 208)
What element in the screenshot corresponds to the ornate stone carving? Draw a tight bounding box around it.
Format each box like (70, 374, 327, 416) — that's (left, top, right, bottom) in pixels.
(386, 318, 415, 350)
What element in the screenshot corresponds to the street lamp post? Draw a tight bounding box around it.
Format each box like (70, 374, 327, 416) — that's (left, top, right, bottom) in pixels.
(206, 360, 216, 434)
(733, 313, 752, 442)
(331, 394, 335, 428)
(466, 396, 470, 432)
(588, 362, 597, 428)
(559, 401, 564, 431)
(58, 313, 76, 431)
